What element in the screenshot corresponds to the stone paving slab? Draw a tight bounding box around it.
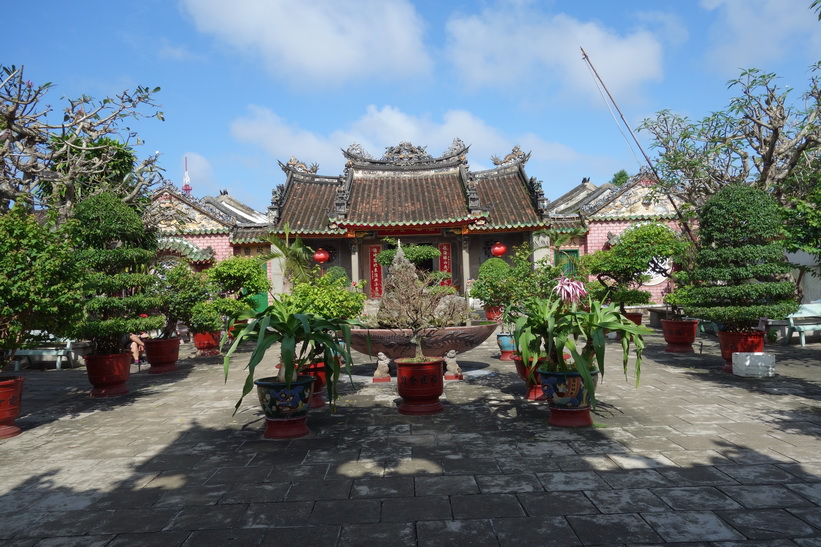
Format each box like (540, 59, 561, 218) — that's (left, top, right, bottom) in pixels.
(1, 328, 820, 545)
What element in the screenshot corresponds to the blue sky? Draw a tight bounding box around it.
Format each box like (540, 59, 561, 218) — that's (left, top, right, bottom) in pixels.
(6, 0, 821, 212)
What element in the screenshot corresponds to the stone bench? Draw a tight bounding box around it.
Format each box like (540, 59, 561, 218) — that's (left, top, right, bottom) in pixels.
(785, 302, 821, 347)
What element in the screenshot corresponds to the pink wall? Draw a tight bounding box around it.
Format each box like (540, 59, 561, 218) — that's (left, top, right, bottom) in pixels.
(182, 233, 234, 262)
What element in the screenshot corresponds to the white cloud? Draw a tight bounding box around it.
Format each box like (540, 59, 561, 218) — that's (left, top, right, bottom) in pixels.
(180, 0, 432, 85)
(443, 5, 664, 105)
(700, 0, 821, 73)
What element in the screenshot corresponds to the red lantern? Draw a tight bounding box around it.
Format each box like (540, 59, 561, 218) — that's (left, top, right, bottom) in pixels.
(490, 242, 507, 257)
(313, 248, 330, 264)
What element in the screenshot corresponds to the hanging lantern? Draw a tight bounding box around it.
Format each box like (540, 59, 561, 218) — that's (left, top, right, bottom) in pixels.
(313, 248, 330, 264)
(490, 242, 507, 257)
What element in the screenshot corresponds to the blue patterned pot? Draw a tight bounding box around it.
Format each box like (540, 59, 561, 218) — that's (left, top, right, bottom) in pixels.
(496, 333, 515, 361)
(537, 370, 598, 409)
(254, 375, 315, 439)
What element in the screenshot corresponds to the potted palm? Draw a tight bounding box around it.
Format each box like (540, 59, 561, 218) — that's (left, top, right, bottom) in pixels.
(513, 276, 651, 427)
(222, 297, 356, 439)
(70, 192, 165, 397)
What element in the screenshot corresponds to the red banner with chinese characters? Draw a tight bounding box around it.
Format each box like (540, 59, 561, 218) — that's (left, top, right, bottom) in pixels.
(438, 243, 452, 286)
(369, 245, 383, 297)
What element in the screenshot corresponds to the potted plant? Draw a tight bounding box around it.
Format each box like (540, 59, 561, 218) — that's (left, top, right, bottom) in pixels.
(188, 300, 224, 356)
(667, 185, 798, 371)
(370, 246, 471, 414)
(143, 262, 211, 373)
(70, 192, 165, 397)
(222, 297, 356, 439)
(470, 257, 513, 320)
(208, 255, 272, 339)
(288, 268, 366, 407)
(496, 308, 516, 361)
(512, 275, 651, 427)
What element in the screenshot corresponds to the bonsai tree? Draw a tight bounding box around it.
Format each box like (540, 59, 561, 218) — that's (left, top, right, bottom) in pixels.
(668, 184, 798, 331)
(70, 192, 165, 355)
(0, 205, 86, 368)
(375, 245, 469, 359)
(187, 301, 223, 335)
(582, 223, 689, 313)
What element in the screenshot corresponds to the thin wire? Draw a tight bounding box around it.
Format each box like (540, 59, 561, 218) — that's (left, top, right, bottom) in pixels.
(585, 60, 644, 170)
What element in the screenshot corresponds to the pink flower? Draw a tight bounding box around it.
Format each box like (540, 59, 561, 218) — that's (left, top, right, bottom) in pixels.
(552, 275, 587, 304)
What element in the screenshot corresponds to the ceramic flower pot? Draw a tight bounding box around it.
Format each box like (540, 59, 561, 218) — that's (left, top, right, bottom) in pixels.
(254, 375, 315, 439)
(661, 319, 699, 353)
(395, 357, 444, 415)
(484, 306, 504, 321)
(193, 331, 221, 356)
(85, 353, 131, 398)
(144, 338, 181, 374)
(0, 376, 25, 438)
(512, 354, 547, 401)
(496, 333, 515, 361)
(538, 369, 599, 427)
(717, 330, 765, 372)
(347, 323, 497, 359)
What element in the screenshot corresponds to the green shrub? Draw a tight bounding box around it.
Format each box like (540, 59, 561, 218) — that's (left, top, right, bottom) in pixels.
(289, 275, 366, 320)
(668, 185, 798, 330)
(470, 257, 512, 307)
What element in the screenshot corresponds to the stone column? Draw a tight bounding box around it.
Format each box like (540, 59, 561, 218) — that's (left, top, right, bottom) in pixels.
(460, 235, 471, 296)
(531, 232, 551, 264)
(349, 239, 360, 284)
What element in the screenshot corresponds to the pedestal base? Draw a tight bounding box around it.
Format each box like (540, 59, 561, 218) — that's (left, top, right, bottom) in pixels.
(262, 416, 310, 439)
(398, 400, 444, 415)
(0, 424, 22, 439)
(548, 407, 593, 427)
(372, 376, 391, 383)
(444, 374, 463, 381)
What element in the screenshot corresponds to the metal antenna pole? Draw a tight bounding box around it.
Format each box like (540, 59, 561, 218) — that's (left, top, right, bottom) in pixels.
(580, 47, 696, 243)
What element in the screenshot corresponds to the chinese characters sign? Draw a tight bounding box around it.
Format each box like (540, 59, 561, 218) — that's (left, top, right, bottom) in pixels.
(438, 243, 452, 286)
(369, 245, 383, 297)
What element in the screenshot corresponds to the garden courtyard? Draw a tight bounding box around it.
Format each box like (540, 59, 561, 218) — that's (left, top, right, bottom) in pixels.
(1, 326, 820, 546)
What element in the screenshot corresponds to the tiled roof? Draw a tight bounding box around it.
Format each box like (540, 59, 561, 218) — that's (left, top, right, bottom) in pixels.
(474, 169, 543, 228)
(278, 176, 339, 233)
(345, 169, 467, 225)
(156, 237, 215, 263)
(230, 226, 273, 244)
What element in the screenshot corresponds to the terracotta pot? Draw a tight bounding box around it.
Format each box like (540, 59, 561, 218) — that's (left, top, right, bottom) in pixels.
(0, 376, 25, 438)
(193, 331, 221, 356)
(85, 353, 131, 398)
(717, 330, 765, 372)
(623, 312, 643, 326)
(347, 322, 497, 360)
(661, 319, 699, 353)
(254, 375, 315, 439)
(144, 338, 181, 374)
(395, 358, 444, 415)
(538, 370, 599, 427)
(484, 306, 503, 321)
(496, 333, 515, 361)
(512, 354, 547, 401)
(304, 361, 330, 409)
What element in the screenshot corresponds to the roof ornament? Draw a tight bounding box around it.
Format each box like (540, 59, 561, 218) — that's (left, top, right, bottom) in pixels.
(444, 137, 467, 158)
(382, 141, 432, 162)
(285, 155, 318, 174)
(345, 143, 374, 160)
(491, 145, 530, 166)
(181, 156, 192, 196)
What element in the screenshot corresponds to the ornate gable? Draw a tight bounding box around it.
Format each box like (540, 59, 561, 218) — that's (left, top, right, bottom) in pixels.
(149, 184, 235, 234)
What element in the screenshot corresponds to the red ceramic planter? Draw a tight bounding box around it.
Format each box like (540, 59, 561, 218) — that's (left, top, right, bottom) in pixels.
(85, 353, 131, 397)
(193, 331, 221, 356)
(484, 306, 503, 321)
(717, 330, 764, 372)
(144, 338, 181, 374)
(0, 376, 25, 438)
(661, 319, 699, 353)
(395, 358, 444, 415)
(512, 354, 547, 401)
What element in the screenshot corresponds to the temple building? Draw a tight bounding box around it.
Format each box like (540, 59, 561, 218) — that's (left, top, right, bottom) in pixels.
(150, 138, 686, 304)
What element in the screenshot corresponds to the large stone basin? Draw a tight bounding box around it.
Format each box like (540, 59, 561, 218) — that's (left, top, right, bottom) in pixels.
(347, 322, 498, 359)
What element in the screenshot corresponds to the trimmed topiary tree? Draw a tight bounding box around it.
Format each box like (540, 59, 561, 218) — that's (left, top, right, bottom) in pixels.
(668, 184, 798, 331)
(70, 192, 165, 355)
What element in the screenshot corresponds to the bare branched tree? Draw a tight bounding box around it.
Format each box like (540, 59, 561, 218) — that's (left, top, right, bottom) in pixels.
(0, 64, 165, 220)
(639, 64, 821, 208)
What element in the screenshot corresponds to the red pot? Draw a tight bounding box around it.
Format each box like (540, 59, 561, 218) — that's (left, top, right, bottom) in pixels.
(395, 358, 444, 415)
(193, 331, 221, 356)
(484, 306, 503, 321)
(304, 361, 330, 409)
(144, 338, 181, 374)
(0, 376, 25, 438)
(623, 312, 643, 326)
(661, 319, 699, 353)
(717, 330, 765, 372)
(512, 354, 547, 401)
(85, 353, 131, 397)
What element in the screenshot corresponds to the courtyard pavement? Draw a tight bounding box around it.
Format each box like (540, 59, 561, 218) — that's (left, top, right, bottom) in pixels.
(1, 326, 820, 546)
